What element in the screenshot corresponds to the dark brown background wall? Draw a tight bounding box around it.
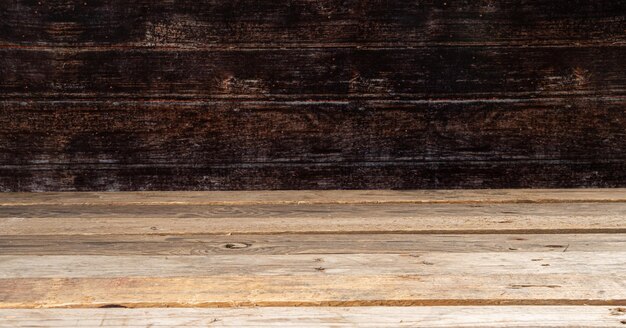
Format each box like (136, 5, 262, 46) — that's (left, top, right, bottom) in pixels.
(1, 0, 625, 191)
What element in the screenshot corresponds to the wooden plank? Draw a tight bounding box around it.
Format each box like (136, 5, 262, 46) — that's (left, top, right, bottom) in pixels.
(1, 306, 625, 327)
(3, 161, 626, 191)
(3, 99, 626, 191)
(2, 47, 625, 99)
(1, 233, 623, 255)
(2, 99, 626, 166)
(1, 274, 625, 308)
(2, 202, 626, 235)
(3, 189, 626, 206)
(1, 252, 624, 278)
(1, 0, 624, 47)
(1, 2, 624, 191)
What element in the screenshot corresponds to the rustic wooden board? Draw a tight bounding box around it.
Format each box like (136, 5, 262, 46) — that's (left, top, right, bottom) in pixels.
(2, 252, 625, 278)
(2, 233, 623, 255)
(0, 190, 625, 319)
(4, 161, 626, 191)
(1, 0, 625, 47)
(3, 202, 626, 235)
(2, 306, 625, 327)
(3, 189, 626, 206)
(3, 98, 626, 190)
(1, 1, 625, 189)
(2, 274, 625, 308)
(2, 100, 626, 165)
(2, 47, 625, 99)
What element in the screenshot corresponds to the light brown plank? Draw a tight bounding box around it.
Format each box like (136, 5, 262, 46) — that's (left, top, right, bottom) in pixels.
(3, 189, 626, 206)
(1, 252, 624, 278)
(1, 233, 622, 255)
(2, 202, 626, 235)
(1, 306, 625, 327)
(1, 274, 625, 308)
(1, 251, 625, 308)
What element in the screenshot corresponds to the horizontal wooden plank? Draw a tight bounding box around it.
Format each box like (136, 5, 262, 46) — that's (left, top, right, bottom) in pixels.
(2, 2, 624, 191)
(2, 99, 625, 166)
(3, 161, 626, 191)
(1, 306, 625, 327)
(3, 189, 626, 207)
(2, 99, 626, 190)
(1, 193, 623, 310)
(2, 252, 624, 278)
(2, 47, 625, 99)
(1, 0, 624, 47)
(1, 233, 622, 255)
(2, 202, 626, 235)
(0, 233, 622, 255)
(2, 274, 625, 308)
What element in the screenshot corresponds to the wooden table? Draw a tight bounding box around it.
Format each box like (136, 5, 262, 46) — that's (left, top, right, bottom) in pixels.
(1, 190, 625, 326)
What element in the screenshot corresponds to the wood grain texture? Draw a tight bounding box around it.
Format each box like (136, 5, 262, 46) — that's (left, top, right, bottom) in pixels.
(2, 99, 625, 190)
(1, 1, 625, 190)
(1, 233, 623, 255)
(1, 0, 624, 47)
(2, 252, 625, 278)
(2, 47, 625, 99)
(4, 189, 626, 206)
(2, 98, 626, 191)
(2, 274, 625, 308)
(3, 202, 626, 235)
(5, 160, 626, 191)
(1, 190, 625, 315)
(2, 99, 626, 164)
(2, 307, 626, 327)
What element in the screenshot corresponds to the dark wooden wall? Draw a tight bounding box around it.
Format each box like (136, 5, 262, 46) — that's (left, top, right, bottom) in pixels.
(1, 0, 625, 191)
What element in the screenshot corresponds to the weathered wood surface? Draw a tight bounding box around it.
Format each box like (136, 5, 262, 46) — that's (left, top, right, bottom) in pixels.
(1, 100, 625, 164)
(2, 233, 622, 255)
(2, 48, 625, 99)
(1, 0, 625, 47)
(1, 1, 625, 190)
(5, 161, 626, 191)
(0, 190, 625, 325)
(4, 252, 625, 278)
(2, 274, 626, 308)
(2, 307, 625, 327)
(3, 202, 626, 235)
(3, 189, 626, 206)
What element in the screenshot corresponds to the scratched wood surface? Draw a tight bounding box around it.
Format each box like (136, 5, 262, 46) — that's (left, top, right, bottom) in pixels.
(0, 190, 625, 309)
(1, 0, 625, 190)
(4, 202, 626, 235)
(2, 1, 625, 48)
(1, 190, 626, 326)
